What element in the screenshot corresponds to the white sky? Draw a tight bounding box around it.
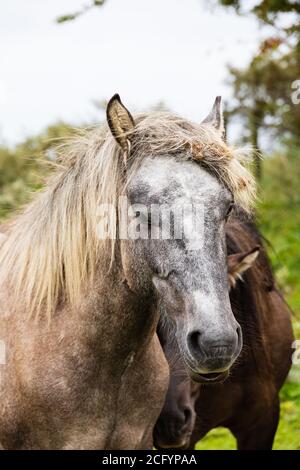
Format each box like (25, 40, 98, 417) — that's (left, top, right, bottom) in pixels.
(0, 0, 267, 146)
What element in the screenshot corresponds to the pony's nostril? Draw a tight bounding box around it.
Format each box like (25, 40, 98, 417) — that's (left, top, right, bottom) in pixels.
(187, 331, 202, 357)
(236, 324, 243, 349)
(183, 407, 192, 426)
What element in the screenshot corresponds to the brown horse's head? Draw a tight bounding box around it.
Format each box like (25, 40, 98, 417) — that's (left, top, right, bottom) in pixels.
(154, 246, 259, 449)
(107, 95, 255, 382)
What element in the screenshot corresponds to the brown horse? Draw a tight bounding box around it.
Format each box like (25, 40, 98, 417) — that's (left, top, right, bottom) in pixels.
(0, 96, 255, 449)
(154, 215, 294, 450)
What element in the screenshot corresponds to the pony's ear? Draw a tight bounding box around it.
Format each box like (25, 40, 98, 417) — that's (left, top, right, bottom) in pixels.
(201, 96, 225, 137)
(228, 245, 260, 290)
(106, 94, 135, 153)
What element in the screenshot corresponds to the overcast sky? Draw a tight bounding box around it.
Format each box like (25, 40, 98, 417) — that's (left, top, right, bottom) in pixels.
(0, 0, 266, 145)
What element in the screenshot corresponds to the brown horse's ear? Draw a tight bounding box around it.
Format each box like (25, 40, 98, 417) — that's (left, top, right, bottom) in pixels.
(228, 246, 260, 289)
(201, 96, 225, 137)
(106, 94, 135, 154)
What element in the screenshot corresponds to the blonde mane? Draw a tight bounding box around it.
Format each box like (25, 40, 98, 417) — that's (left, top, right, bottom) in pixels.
(0, 112, 256, 319)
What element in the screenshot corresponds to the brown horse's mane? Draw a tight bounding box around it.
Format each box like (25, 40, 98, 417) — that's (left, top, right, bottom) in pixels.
(226, 211, 276, 375)
(0, 112, 256, 320)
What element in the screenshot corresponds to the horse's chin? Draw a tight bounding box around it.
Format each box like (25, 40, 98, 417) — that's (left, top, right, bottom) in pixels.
(155, 436, 191, 450)
(189, 369, 229, 384)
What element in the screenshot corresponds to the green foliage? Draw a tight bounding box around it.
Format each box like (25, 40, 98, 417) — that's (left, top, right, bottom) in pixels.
(227, 45, 300, 147)
(217, 0, 300, 29)
(257, 146, 300, 315)
(57, 14, 78, 24)
(56, 0, 106, 24)
(212, 0, 300, 182)
(0, 122, 75, 220)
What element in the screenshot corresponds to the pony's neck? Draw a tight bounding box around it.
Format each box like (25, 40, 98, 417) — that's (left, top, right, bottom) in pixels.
(72, 253, 159, 363)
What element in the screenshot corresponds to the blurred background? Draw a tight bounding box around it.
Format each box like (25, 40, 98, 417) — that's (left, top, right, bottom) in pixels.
(0, 0, 299, 449)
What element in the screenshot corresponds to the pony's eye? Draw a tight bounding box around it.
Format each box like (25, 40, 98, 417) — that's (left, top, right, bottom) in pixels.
(134, 211, 152, 226)
(155, 269, 175, 280)
(226, 202, 234, 219)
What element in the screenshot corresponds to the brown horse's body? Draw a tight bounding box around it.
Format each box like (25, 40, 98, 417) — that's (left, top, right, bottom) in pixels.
(155, 215, 294, 450)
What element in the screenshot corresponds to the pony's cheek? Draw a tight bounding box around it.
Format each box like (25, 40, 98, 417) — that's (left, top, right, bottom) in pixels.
(152, 277, 172, 300)
(153, 277, 183, 322)
(120, 240, 152, 294)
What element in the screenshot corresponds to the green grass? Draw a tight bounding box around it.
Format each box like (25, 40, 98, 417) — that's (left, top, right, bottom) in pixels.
(196, 428, 236, 450)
